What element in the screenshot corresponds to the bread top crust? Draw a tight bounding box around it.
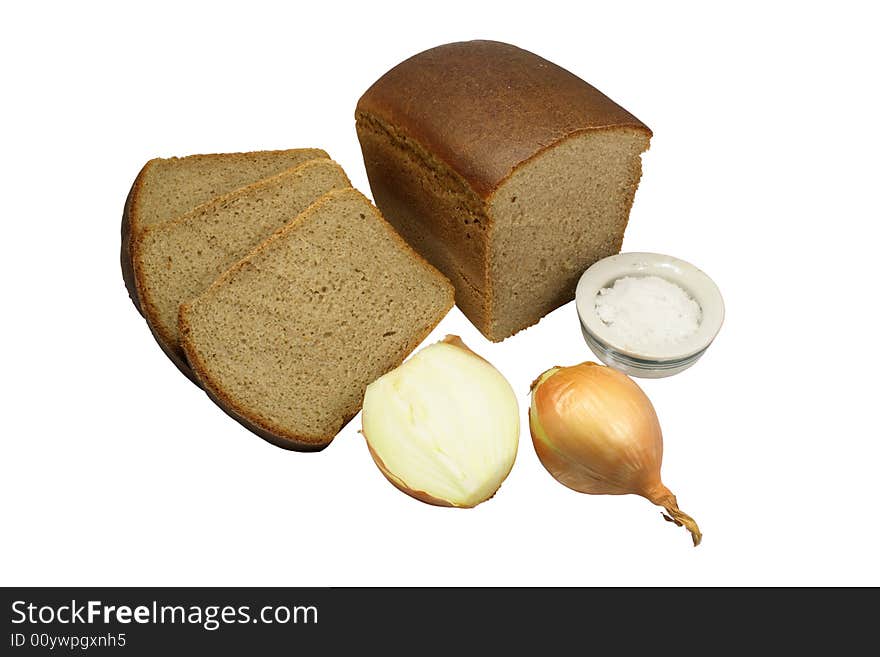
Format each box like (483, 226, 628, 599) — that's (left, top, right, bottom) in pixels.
(356, 40, 651, 199)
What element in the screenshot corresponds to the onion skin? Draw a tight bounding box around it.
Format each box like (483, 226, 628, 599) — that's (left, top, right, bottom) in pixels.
(530, 363, 702, 546)
(365, 440, 460, 508)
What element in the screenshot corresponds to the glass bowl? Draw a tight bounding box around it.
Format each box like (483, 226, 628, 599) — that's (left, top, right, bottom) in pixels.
(574, 252, 724, 378)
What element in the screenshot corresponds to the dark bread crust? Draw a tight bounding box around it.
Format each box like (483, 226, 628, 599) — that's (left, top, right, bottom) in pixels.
(356, 40, 651, 199)
(179, 189, 454, 452)
(121, 160, 153, 316)
(355, 114, 492, 333)
(356, 41, 651, 341)
(123, 162, 200, 384)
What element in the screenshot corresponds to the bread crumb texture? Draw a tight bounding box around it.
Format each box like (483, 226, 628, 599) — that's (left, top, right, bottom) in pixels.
(180, 189, 453, 447)
(135, 159, 351, 353)
(486, 128, 650, 339)
(131, 149, 328, 230)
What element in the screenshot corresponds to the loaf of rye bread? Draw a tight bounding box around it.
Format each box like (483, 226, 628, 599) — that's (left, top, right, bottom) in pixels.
(356, 40, 651, 341)
(179, 188, 454, 451)
(121, 148, 328, 315)
(133, 159, 351, 379)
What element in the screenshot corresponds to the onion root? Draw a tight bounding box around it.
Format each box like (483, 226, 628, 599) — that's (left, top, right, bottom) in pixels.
(648, 486, 702, 546)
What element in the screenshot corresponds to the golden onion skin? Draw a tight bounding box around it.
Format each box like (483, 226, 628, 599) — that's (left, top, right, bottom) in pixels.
(529, 363, 702, 546)
(530, 364, 663, 497)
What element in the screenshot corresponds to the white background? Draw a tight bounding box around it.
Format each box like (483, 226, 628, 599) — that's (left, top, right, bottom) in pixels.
(2, 1, 878, 586)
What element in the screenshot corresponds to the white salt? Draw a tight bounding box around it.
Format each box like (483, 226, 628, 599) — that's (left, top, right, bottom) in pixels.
(594, 275, 702, 353)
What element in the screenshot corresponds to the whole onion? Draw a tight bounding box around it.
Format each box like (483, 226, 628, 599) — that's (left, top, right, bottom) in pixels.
(529, 362, 701, 546)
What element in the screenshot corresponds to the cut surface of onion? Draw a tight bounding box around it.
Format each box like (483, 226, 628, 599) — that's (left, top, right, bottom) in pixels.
(362, 336, 519, 508)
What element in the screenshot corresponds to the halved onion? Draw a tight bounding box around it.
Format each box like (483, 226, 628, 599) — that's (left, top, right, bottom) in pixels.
(362, 336, 519, 508)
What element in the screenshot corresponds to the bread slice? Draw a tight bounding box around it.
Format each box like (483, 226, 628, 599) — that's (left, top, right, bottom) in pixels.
(122, 148, 328, 314)
(133, 159, 351, 376)
(179, 188, 454, 451)
(356, 41, 650, 341)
